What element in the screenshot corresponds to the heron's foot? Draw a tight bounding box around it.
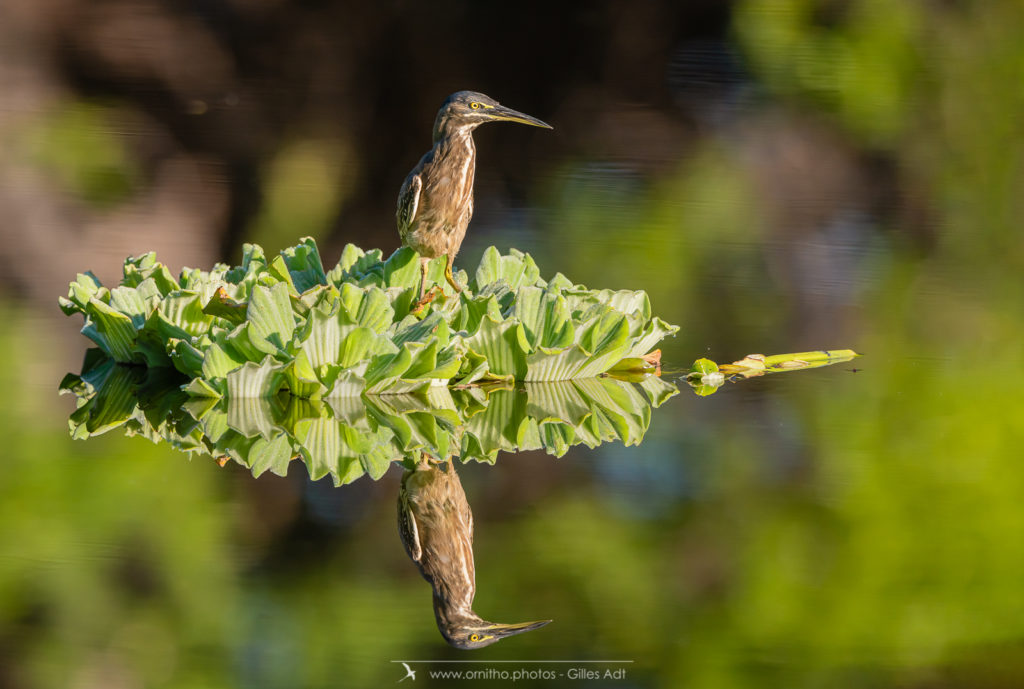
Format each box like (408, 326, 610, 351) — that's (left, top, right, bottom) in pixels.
(443, 254, 464, 294)
(411, 286, 442, 314)
(418, 452, 448, 468)
(444, 273, 464, 293)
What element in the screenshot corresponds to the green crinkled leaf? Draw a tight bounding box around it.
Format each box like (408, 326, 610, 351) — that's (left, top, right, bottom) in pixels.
(463, 315, 527, 380)
(364, 347, 412, 388)
(247, 432, 295, 478)
(383, 247, 422, 290)
(329, 244, 383, 285)
(61, 271, 106, 315)
(179, 267, 230, 305)
(108, 284, 153, 328)
(123, 252, 178, 294)
(332, 243, 367, 276)
(73, 365, 145, 435)
(325, 365, 369, 398)
(402, 341, 443, 380)
(59, 349, 113, 397)
(273, 236, 328, 294)
(226, 396, 279, 438)
(356, 440, 396, 482)
(638, 375, 680, 408)
(226, 243, 267, 278)
(453, 349, 490, 386)
(524, 381, 592, 426)
(185, 377, 222, 398)
(627, 316, 679, 358)
(299, 306, 344, 369)
(524, 345, 591, 382)
(223, 322, 266, 364)
(514, 285, 573, 352)
(473, 246, 541, 291)
(451, 291, 503, 333)
(294, 416, 341, 481)
(202, 335, 246, 380)
(154, 292, 215, 339)
(539, 422, 575, 458)
(599, 288, 652, 322)
(202, 288, 248, 325)
(168, 339, 205, 377)
(82, 298, 138, 362)
(394, 311, 450, 348)
(281, 349, 324, 400)
(341, 327, 392, 368)
(338, 283, 394, 334)
(225, 358, 283, 399)
(247, 283, 296, 355)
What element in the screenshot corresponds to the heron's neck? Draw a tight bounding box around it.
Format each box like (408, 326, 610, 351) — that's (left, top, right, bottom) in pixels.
(432, 119, 479, 147)
(433, 594, 482, 634)
(430, 127, 477, 185)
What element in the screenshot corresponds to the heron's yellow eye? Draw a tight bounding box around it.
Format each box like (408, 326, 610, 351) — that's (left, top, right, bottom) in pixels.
(470, 102, 481, 110)
(470, 633, 480, 642)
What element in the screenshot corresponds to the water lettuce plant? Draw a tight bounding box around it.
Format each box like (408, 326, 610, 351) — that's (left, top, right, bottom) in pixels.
(60, 239, 678, 398)
(685, 349, 860, 396)
(61, 359, 678, 486)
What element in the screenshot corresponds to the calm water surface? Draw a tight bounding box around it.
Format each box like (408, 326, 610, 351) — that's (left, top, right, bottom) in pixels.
(31, 267, 1011, 689)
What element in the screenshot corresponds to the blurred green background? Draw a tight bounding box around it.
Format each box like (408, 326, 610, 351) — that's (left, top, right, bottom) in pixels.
(3, 0, 1024, 687)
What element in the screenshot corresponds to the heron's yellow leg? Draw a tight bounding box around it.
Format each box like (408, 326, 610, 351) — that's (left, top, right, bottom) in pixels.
(444, 254, 462, 293)
(418, 257, 430, 301)
(411, 258, 442, 313)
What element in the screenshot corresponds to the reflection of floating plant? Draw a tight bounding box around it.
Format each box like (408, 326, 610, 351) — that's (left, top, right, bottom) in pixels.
(60, 359, 678, 486)
(60, 239, 678, 397)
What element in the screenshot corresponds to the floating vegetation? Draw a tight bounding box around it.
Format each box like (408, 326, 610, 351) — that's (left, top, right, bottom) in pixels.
(59, 239, 678, 398)
(59, 239, 859, 483)
(60, 360, 678, 486)
(685, 349, 860, 395)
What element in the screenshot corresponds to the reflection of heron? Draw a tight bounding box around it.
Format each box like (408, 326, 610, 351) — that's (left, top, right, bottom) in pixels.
(398, 454, 551, 649)
(398, 662, 416, 682)
(397, 91, 551, 302)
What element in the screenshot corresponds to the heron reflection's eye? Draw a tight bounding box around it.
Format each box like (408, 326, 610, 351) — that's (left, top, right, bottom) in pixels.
(470, 102, 480, 110)
(470, 633, 480, 642)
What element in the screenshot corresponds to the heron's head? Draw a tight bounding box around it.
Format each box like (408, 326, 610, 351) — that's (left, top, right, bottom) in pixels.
(433, 91, 552, 139)
(442, 617, 552, 650)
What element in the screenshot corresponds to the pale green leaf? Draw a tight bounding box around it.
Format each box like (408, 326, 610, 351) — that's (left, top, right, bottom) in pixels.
(247, 283, 296, 355)
(225, 358, 284, 399)
(82, 298, 138, 362)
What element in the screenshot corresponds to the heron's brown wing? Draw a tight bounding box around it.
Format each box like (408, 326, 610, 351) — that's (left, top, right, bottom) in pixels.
(398, 483, 423, 562)
(461, 499, 474, 547)
(396, 173, 422, 232)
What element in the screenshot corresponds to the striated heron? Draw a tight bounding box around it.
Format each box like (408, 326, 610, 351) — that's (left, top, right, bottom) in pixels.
(398, 454, 551, 649)
(397, 91, 552, 302)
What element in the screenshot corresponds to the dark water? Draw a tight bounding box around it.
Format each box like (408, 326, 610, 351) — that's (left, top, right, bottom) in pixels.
(5, 1, 1024, 687)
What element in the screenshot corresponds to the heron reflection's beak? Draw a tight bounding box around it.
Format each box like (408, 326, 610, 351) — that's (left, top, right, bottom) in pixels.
(487, 619, 553, 638)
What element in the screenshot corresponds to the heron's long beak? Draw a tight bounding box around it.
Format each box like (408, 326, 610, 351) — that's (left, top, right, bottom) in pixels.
(489, 105, 553, 129)
(487, 619, 553, 639)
